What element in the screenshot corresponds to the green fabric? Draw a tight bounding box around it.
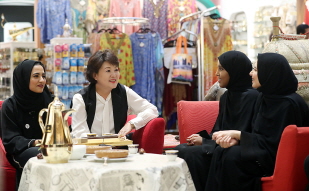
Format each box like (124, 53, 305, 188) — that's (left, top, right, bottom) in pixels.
(198, 0, 221, 18)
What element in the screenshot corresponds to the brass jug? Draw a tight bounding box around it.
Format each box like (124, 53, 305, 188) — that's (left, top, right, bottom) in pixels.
(38, 95, 75, 163)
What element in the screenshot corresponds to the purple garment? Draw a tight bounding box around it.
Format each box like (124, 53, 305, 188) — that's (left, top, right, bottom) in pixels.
(36, 0, 72, 43)
(143, 0, 168, 40)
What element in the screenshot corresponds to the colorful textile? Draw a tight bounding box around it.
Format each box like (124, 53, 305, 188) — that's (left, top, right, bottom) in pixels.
(143, 0, 168, 39)
(85, 0, 110, 33)
(167, 0, 197, 36)
(87, 32, 103, 54)
(36, 0, 72, 43)
(130, 33, 156, 104)
(203, 17, 233, 95)
(100, 33, 135, 87)
(153, 33, 164, 115)
(109, 0, 142, 34)
(71, 0, 88, 43)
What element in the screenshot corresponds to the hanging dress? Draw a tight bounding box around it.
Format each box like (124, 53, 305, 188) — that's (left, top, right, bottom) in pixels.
(203, 17, 233, 95)
(100, 33, 135, 87)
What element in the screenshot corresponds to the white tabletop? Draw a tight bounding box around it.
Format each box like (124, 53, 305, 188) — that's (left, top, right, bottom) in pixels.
(19, 153, 196, 191)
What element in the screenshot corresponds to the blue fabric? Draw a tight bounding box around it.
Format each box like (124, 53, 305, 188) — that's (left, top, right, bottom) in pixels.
(152, 33, 164, 115)
(36, 0, 72, 43)
(130, 32, 156, 105)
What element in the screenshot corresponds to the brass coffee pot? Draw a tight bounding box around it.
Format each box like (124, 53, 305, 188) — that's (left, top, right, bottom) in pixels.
(38, 95, 75, 163)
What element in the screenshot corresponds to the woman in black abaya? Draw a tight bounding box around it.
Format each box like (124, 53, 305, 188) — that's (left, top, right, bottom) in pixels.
(206, 53, 309, 191)
(175, 51, 259, 191)
(1, 60, 52, 190)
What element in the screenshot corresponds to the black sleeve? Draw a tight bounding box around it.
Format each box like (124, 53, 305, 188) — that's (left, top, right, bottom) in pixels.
(1, 100, 35, 155)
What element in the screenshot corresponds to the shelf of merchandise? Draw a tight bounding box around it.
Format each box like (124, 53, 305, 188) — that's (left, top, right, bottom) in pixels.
(0, 42, 36, 100)
(48, 37, 88, 109)
(230, 11, 248, 55)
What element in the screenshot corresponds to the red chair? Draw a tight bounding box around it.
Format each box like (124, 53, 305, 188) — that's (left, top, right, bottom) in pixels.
(127, 115, 165, 154)
(177, 101, 219, 144)
(177, 100, 309, 190)
(1, 100, 16, 191)
(261, 125, 309, 191)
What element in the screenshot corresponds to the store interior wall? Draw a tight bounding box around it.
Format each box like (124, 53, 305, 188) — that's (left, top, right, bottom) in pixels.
(0, 6, 34, 42)
(212, 0, 296, 61)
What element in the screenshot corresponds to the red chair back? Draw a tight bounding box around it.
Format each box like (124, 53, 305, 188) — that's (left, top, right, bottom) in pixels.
(129, 115, 165, 154)
(177, 101, 219, 144)
(1, 100, 17, 191)
(261, 125, 309, 191)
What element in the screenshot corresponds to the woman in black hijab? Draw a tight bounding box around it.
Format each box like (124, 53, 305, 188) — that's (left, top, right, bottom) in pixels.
(1, 60, 52, 190)
(206, 53, 309, 191)
(175, 51, 259, 191)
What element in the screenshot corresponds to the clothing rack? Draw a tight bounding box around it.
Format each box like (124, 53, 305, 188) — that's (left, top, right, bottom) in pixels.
(162, 28, 198, 44)
(99, 17, 150, 33)
(178, 6, 219, 101)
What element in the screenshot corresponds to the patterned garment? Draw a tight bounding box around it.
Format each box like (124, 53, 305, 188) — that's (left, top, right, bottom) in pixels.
(100, 33, 135, 87)
(71, 0, 88, 43)
(85, 0, 110, 33)
(36, 0, 72, 43)
(109, 0, 142, 34)
(130, 33, 156, 104)
(153, 33, 164, 115)
(203, 17, 233, 95)
(87, 32, 103, 54)
(167, 0, 197, 36)
(143, 0, 168, 40)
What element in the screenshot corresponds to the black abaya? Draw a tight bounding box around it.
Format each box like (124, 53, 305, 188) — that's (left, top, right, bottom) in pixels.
(1, 60, 52, 190)
(176, 51, 259, 191)
(205, 53, 309, 191)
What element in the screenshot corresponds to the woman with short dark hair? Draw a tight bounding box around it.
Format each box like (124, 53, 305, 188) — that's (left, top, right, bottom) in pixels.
(71, 50, 158, 138)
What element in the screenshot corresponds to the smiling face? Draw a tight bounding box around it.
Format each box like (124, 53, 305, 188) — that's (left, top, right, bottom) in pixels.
(216, 62, 230, 88)
(93, 61, 119, 91)
(29, 64, 46, 93)
(249, 62, 261, 89)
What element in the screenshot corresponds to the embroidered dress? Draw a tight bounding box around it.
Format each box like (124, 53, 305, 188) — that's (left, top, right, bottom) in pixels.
(130, 33, 156, 104)
(109, 0, 142, 34)
(100, 33, 135, 87)
(36, 0, 72, 43)
(203, 17, 233, 95)
(71, 0, 88, 43)
(143, 0, 168, 39)
(167, 0, 196, 36)
(152, 33, 164, 115)
(87, 32, 103, 54)
(85, 0, 110, 33)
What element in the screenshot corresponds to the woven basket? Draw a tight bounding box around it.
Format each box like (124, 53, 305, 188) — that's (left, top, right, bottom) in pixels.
(263, 39, 309, 63)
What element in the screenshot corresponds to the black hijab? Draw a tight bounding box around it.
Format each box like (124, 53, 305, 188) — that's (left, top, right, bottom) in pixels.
(218, 50, 253, 91)
(12, 59, 52, 112)
(257, 52, 298, 95)
(241, 53, 309, 174)
(212, 51, 259, 133)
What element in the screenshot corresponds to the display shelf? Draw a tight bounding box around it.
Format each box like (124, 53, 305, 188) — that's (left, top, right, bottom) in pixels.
(230, 11, 248, 55)
(0, 42, 36, 100)
(48, 37, 90, 109)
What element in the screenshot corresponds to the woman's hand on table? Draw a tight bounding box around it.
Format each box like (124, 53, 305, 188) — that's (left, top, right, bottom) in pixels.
(118, 122, 134, 138)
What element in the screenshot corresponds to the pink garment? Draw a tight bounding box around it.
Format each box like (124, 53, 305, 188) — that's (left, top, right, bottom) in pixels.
(167, 0, 197, 36)
(109, 0, 142, 34)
